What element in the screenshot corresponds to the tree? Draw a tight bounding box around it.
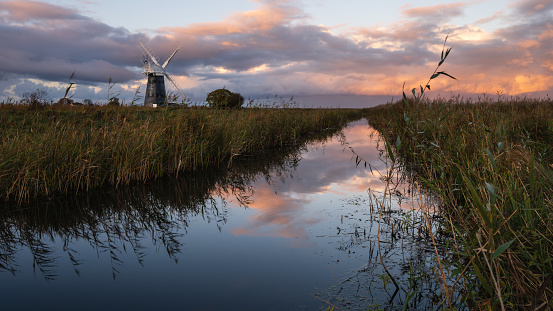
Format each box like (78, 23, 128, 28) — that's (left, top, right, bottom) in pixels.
(206, 88, 244, 109)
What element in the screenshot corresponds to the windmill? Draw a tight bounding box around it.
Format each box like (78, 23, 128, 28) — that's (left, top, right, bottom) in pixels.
(139, 41, 186, 107)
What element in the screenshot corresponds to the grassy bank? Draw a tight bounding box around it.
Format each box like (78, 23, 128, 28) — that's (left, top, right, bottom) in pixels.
(0, 104, 364, 203)
(367, 97, 553, 310)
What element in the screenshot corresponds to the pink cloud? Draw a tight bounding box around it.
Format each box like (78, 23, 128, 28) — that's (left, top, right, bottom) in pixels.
(510, 0, 553, 16)
(0, 0, 77, 22)
(1, 0, 553, 101)
(475, 11, 505, 25)
(229, 186, 316, 239)
(166, 1, 302, 36)
(401, 2, 467, 19)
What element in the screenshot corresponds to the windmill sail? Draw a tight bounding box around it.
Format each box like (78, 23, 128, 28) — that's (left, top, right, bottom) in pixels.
(139, 41, 186, 107)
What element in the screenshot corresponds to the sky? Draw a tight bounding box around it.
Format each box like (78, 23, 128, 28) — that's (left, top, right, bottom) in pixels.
(0, 0, 552, 107)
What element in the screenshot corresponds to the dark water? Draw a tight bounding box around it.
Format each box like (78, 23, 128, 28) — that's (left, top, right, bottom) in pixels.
(0, 120, 452, 311)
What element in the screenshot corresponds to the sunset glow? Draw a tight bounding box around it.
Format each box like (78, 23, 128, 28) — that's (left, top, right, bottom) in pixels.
(0, 0, 551, 104)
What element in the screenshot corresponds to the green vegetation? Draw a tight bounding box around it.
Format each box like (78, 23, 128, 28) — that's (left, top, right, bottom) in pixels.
(206, 88, 244, 109)
(367, 97, 553, 309)
(0, 130, 327, 279)
(0, 103, 363, 204)
(349, 36, 553, 310)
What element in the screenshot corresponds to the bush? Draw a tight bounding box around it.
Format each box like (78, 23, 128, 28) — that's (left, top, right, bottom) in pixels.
(206, 88, 244, 109)
(22, 88, 49, 109)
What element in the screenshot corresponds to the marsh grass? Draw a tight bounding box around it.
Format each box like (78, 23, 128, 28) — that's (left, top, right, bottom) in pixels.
(0, 132, 325, 280)
(359, 36, 552, 309)
(367, 96, 553, 309)
(0, 103, 363, 204)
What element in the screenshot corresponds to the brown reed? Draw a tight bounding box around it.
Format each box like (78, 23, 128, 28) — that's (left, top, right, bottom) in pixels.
(0, 103, 364, 204)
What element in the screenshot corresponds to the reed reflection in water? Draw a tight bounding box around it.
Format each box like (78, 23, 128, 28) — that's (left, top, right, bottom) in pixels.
(0, 120, 450, 310)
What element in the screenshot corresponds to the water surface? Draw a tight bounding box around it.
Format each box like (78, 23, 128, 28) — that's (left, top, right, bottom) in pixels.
(0, 120, 447, 310)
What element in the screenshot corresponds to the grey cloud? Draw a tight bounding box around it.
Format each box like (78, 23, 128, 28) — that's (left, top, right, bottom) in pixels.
(511, 0, 553, 17)
(0, 1, 145, 84)
(2, 0, 553, 101)
(178, 21, 436, 83)
(0, 0, 466, 97)
(455, 2, 553, 74)
(0, 1, 79, 22)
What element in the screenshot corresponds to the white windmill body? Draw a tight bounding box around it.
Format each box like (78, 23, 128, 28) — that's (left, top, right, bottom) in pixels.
(139, 41, 185, 107)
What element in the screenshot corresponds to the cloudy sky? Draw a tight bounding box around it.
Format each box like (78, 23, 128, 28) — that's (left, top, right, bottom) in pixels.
(0, 0, 552, 106)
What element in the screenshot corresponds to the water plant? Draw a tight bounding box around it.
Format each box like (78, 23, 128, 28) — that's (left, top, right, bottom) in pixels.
(365, 38, 553, 309)
(0, 130, 328, 280)
(0, 103, 364, 204)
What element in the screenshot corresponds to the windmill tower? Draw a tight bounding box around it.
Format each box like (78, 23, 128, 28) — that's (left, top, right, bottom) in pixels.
(139, 41, 186, 107)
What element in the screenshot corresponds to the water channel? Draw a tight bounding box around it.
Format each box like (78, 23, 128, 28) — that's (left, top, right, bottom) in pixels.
(0, 120, 455, 310)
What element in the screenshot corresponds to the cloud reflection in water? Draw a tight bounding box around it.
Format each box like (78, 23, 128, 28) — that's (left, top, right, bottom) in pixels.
(225, 120, 394, 240)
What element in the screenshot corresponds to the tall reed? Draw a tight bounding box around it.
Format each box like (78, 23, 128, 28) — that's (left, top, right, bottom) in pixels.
(0, 129, 325, 279)
(361, 34, 552, 309)
(0, 104, 363, 204)
(367, 96, 553, 309)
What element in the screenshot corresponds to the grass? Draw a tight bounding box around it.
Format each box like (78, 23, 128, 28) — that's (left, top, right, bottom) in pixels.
(0, 103, 364, 204)
(0, 132, 328, 279)
(366, 95, 553, 309)
(357, 36, 553, 309)
(5, 35, 552, 309)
